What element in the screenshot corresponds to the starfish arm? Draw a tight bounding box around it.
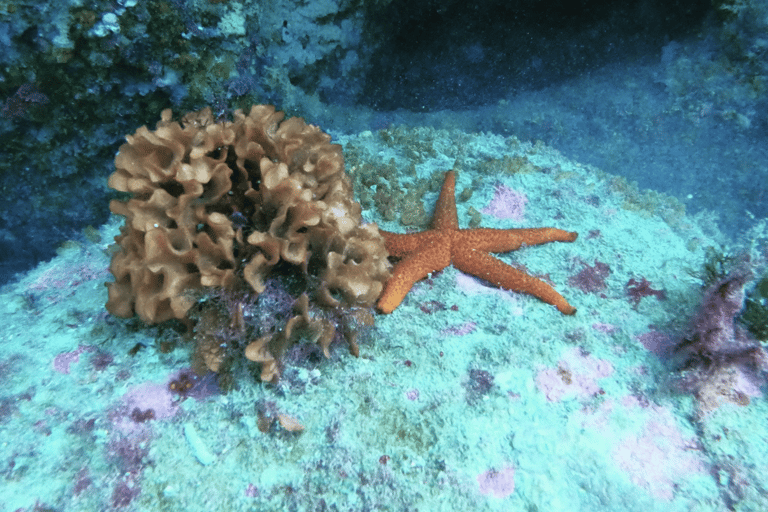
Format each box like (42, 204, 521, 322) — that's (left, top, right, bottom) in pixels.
(459, 228, 578, 252)
(377, 242, 452, 313)
(453, 248, 577, 315)
(380, 230, 446, 257)
(431, 170, 459, 231)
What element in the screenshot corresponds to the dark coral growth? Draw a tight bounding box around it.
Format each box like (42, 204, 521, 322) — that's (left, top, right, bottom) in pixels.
(168, 370, 198, 397)
(107, 433, 150, 471)
(90, 350, 114, 371)
(568, 259, 610, 293)
(739, 275, 768, 341)
(700, 245, 738, 284)
(674, 271, 768, 413)
(67, 417, 97, 436)
(419, 300, 447, 314)
(0, 396, 19, 424)
(129, 407, 156, 423)
(73, 467, 92, 496)
(168, 369, 220, 401)
(466, 368, 495, 405)
(112, 479, 141, 509)
(679, 273, 751, 356)
(626, 277, 667, 308)
(244, 292, 374, 382)
(1, 83, 49, 120)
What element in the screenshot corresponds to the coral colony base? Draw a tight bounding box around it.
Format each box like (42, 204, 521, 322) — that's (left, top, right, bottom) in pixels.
(1, 108, 768, 511)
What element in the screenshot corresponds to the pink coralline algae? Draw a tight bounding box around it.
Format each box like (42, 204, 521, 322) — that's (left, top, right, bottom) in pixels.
(636, 330, 676, 358)
(535, 347, 614, 401)
(568, 260, 611, 294)
(610, 399, 706, 500)
(112, 381, 179, 436)
(673, 272, 768, 412)
(592, 322, 619, 334)
(626, 277, 666, 307)
(454, 273, 525, 314)
(244, 483, 259, 497)
(28, 261, 106, 293)
(53, 345, 94, 374)
(441, 321, 477, 336)
(124, 382, 178, 421)
(575, 396, 707, 500)
(73, 467, 92, 495)
(481, 183, 527, 222)
(27, 260, 108, 307)
(111, 479, 141, 508)
(1, 83, 49, 120)
(477, 465, 516, 498)
(681, 273, 751, 355)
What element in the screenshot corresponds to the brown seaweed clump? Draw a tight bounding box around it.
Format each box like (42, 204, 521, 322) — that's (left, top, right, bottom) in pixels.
(105, 105, 390, 381)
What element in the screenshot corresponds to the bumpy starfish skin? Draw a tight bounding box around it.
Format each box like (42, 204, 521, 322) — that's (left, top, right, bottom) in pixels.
(377, 170, 578, 314)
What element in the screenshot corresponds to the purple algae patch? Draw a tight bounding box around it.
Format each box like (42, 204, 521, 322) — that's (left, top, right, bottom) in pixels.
(568, 260, 611, 293)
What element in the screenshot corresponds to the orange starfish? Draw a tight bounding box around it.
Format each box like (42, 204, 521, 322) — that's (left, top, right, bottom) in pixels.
(377, 170, 578, 315)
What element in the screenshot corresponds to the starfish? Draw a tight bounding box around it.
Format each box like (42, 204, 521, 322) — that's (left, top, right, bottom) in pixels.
(377, 170, 578, 315)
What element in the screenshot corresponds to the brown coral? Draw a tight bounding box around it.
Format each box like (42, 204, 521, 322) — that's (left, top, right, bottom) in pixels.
(106, 105, 390, 379)
(245, 293, 337, 382)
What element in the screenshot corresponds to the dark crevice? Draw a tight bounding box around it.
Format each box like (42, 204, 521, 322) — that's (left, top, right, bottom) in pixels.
(361, 0, 712, 111)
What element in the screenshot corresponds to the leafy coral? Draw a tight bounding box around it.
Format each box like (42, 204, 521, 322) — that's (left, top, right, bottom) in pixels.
(106, 105, 391, 381)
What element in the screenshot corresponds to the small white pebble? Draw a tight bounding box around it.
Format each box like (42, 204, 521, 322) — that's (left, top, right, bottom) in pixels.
(184, 423, 215, 466)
